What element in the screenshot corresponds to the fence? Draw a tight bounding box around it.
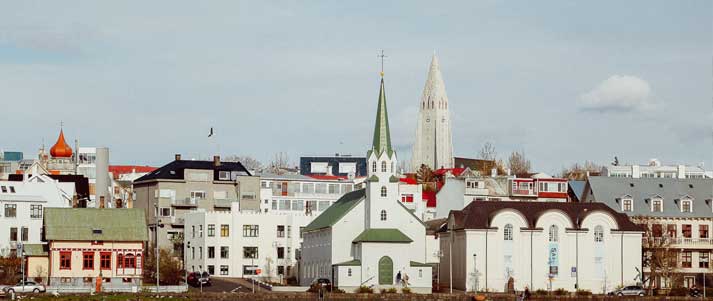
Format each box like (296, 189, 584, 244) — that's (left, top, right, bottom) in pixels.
(46, 284, 187, 294)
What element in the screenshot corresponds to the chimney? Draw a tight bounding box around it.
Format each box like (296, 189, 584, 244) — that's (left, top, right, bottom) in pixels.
(175, 154, 182, 161)
(213, 155, 221, 167)
(95, 147, 110, 208)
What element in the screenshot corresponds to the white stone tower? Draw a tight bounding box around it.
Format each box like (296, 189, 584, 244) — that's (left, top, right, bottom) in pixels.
(411, 54, 454, 170)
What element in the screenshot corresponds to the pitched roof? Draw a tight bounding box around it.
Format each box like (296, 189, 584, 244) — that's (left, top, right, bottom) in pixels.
(370, 78, 393, 157)
(586, 176, 713, 218)
(334, 259, 361, 266)
(303, 189, 365, 232)
(447, 201, 641, 232)
(134, 159, 250, 183)
(424, 218, 447, 235)
(569, 180, 586, 201)
(410, 261, 433, 267)
(45, 208, 148, 241)
(22, 244, 48, 257)
(352, 228, 413, 243)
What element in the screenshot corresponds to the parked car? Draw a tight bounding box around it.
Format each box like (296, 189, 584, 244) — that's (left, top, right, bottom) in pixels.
(609, 285, 645, 296)
(187, 272, 211, 287)
(0, 280, 46, 295)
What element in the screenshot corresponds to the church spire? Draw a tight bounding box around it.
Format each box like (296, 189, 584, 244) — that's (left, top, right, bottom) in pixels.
(371, 77, 393, 156)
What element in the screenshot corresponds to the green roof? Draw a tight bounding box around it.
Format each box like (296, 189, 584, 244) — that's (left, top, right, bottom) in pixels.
(303, 189, 365, 232)
(352, 228, 412, 243)
(22, 244, 48, 257)
(410, 261, 433, 267)
(370, 78, 393, 157)
(45, 208, 148, 241)
(334, 259, 361, 266)
(389, 175, 400, 183)
(367, 175, 379, 182)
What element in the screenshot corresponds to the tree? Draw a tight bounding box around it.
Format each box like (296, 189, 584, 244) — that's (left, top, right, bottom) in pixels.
(416, 164, 434, 183)
(0, 254, 20, 284)
(560, 161, 603, 180)
(636, 217, 679, 295)
(224, 155, 263, 172)
(268, 152, 291, 174)
(478, 142, 497, 161)
(507, 151, 531, 175)
(143, 246, 184, 285)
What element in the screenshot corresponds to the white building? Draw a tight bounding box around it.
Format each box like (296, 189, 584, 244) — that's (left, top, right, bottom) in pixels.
(0, 163, 74, 254)
(440, 201, 643, 294)
(411, 54, 454, 171)
(184, 203, 316, 282)
(300, 76, 433, 293)
(601, 159, 710, 179)
(257, 173, 363, 214)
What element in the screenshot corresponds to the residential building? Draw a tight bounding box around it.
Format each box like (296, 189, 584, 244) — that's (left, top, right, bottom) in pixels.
(184, 203, 315, 282)
(412, 54, 454, 171)
(300, 75, 433, 293)
(601, 159, 710, 179)
(439, 201, 643, 293)
(109, 165, 157, 209)
(133, 155, 259, 250)
(0, 151, 23, 180)
(44, 208, 148, 287)
(258, 173, 361, 214)
(582, 176, 713, 289)
(300, 155, 367, 178)
(0, 163, 74, 254)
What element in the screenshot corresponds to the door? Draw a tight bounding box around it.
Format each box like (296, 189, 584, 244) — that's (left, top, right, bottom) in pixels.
(378, 256, 393, 285)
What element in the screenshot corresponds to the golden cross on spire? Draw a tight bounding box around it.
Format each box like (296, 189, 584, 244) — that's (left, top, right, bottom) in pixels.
(378, 49, 387, 77)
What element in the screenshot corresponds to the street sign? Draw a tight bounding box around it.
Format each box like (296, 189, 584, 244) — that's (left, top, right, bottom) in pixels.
(571, 267, 577, 277)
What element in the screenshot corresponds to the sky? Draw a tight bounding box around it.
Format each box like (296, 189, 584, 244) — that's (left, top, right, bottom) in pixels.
(1, 1, 711, 174)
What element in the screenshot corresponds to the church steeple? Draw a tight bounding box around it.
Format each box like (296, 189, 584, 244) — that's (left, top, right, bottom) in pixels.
(370, 78, 393, 157)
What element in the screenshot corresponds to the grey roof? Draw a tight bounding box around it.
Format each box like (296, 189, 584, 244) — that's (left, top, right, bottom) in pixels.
(569, 180, 586, 201)
(586, 176, 713, 218)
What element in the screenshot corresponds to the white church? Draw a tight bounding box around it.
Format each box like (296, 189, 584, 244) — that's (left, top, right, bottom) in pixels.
(300, 73, 433, 293)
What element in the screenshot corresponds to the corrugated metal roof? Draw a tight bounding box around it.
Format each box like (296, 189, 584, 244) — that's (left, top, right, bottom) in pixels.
(45, 208, 148, 241)
(352, 228, 413, 243)
(303, 189, 365, 232)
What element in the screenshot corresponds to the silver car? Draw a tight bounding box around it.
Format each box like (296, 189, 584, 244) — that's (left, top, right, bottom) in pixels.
(611, 285, 645, 296)
(0, 280, 46, 295)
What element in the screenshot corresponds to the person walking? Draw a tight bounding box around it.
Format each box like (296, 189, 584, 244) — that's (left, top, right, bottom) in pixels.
(523, 286, 531, 300)
(396, 271, 402, 286)
(403, 273, 410, 288)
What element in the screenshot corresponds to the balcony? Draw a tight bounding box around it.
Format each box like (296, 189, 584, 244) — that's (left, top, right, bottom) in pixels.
(171, 197, 198, 207)
(465, 187, 489, 196)
(643, 237, 713, 249)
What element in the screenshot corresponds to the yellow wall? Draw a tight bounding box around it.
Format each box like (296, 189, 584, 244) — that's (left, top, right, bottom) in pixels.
(49, 241, 144, 279)
(27, 257, 49, 278)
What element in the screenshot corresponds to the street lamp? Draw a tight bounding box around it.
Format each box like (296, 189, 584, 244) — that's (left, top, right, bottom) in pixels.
(153, 204, 164, 294)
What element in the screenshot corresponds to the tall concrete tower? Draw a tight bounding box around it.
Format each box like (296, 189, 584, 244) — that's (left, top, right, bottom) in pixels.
(411, 54, 454, 171)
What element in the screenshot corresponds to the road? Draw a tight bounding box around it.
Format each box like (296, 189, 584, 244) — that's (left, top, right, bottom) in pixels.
(188, 277, 267, 293)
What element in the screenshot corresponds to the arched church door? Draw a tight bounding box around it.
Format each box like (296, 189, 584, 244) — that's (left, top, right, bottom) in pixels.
(378, 256, 393, 285)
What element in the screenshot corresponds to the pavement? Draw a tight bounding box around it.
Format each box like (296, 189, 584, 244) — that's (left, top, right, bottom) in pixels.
(188, 277, 268, 293)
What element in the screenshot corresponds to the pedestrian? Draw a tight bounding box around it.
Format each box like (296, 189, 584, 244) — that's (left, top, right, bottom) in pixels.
(524, 286, 531, 301)
(403, 273, 409, 287)
(396, 271, 402, 286)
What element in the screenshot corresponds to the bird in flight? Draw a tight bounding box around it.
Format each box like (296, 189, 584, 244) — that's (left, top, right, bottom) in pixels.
(208, 127, 214, 137)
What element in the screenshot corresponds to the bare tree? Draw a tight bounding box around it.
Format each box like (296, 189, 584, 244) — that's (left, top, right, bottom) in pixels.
(224, 155, 264, 172)
(416, 164, 437, 192)
(635, 217, 679, 295)
(268, 152, 291, 174)
(507, 151, 531, 175)
(560, 161, 603, 180)
(478, 142, 497, 161)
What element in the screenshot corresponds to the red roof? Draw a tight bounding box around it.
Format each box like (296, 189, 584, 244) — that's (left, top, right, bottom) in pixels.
(433, 168, 466, 177)
(109, 165, 157, 175)
(399, 177, 417, 185)
(423, 191, 437, 208)
(307, 175, 348, 180)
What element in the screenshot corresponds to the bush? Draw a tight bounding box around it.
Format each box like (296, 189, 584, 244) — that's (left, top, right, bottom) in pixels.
(332, 288, 346, 294)
(553, 288, 568, 296)
(380, 288, 387, 294)
(575, 289, 591, 296)
(533, 289, 548, 295)
(355, 286, 373, 293)
(401, 287, 412, 294)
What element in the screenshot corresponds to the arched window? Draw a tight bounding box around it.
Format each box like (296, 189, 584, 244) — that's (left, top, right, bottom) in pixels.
(504, 224, 513, 241)
(372, 161, 377, 173)
(549, 225, 559, 242)
(380, 210, 387, 221)
(381, 161, 387, 172)
(117, 254, 124, 269)
(125, 253, 136, 268)
(594, 225, 604, 243)
(380, 186, 387, 197)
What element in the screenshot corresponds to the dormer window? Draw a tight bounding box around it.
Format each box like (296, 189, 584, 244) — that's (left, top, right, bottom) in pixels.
(680, 199, 693, 213)
(622, 199, 633, 212)
(651, 199, 663, 213)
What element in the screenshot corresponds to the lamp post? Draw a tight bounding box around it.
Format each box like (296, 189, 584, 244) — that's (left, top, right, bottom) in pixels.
(153, 204, 164, 294)
(185, 241, 190, 289)
(473, 253, 478, 293)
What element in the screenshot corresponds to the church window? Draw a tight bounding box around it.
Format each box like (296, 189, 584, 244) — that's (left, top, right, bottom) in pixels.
(380, 210, 387, 221)
(380, 186, 387, 197)
(504, 224, 513, 241)
(372, 161, 376, 173)
(381, 161, 387, 172)
(549, 225, 559, 242)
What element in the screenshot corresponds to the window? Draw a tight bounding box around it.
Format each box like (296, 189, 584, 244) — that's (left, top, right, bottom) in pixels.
(466, 180, 479, 189)
(271, 200, 278, 210)
(221, 225, 230, 237)
(291, 200, 304, 211)
(401, 194, 414, 203)
(191, 226, 196, 238)
(190, 191, 207, 200)
(199, 225, 203, 237)
(0, 186, 5, 193)
(117, 254, 123, 268)
(277, 266, 285, 275)
(419, 269, 423, 278)
(681, 251, 692, 268)
(315, 183, 327, 194)
(681, 200, 692, 213)
(30, 205, 42, 219)
(380, 186, 387, 197)
(328, 184, 339, 194)
(287, 226, 292, 238)
(277, 225, 285, 238)
(504, 224, 513, 241)
(218, 171, 230, 180)
(594, 225, 604, 242)
(381, 161, 387, 172)
(199, 247, 203, 259)
(700, 225, 709, 239)
(549, 225, 559, 242)
(9, 227, 17, 241)
(21, 227, 28, 241)
(652, 199, 663, 212)
(277, 247, 284, 259)
(208, 246, 215, 259)
(651, 224, 663, 237)
(667, 224, 677, 238)
(306, 200, 317, 211)
(243, 247, 258, 259)
(60, 252, 71, 270)
(380, 210, 387, 221)
(682, 224, 692, 238)
(622, 199, 632, 212)
(207, 224, 215, 237)
(83, 252, 94, 270)
(302, 183, 314, 193)
(243, 225, 258, 237)
(220, 246, 229, 259)
(699, 252, 710, 268)
(372, 161, 376, 173)
(347, 268, 352, 277)
(191, 247, 195, 259)
(4, 204, 16, 217)
(100, 252, 111, 270)
(207, 265, 215, 275)
(220, 265, 229, 275)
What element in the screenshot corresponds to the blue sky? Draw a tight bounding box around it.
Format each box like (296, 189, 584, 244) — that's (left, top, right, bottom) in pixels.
(1, 1, 711, 174)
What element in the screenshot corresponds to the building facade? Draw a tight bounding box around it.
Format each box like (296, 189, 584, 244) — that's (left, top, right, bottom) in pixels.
(440, 201, 643, 293)
(299, 156, 367, 178)
(411, 54, 454, 171)
(258, 173, 361, 214)
(601, 159, 710, 179)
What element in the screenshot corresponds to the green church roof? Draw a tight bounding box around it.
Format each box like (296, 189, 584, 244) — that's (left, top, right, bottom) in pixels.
(352, 228, 413, 243)
(334, 259, 361, 266)
(371, 78, 393, 157)
(44, 208, 148, 242)
(303, 189, 366, 232)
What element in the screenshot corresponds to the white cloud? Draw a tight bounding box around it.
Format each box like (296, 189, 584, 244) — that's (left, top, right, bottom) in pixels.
(578, 75, 653, 112)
